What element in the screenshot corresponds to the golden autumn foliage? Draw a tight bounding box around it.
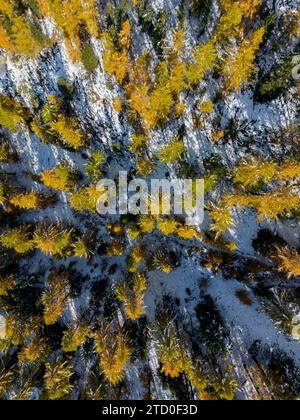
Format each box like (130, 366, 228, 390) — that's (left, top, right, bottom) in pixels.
(158, 139, 186, 164)
(223, 27, 265, 92)
(0, 142, 10, 162)
(61, 324, 91, 352)
(18, 334, 48, 363)
(4, 314, 25, 346)
(51, 118, 84, 150)
(9, 191, 46, 209)
(94, 323, 132, 386)
(238, 0, 262, 19)
(233, 158, 278, 188)
(127, 225, 140, 240)
(44, 360, 73, 400)
(217, 0, 262, 41)
(175, 102, 186, 118)
(103, 28, 193, 129)
(41, 270, 70, 325)
(86, 151, 105, 181)
(199, 100, 214, 114)
(136, 158, 156, 177)
(224, 188, 300, 221)
(0, 274, 15, 297)
(128, 245, 145, 272)
(0, 1, 44, 56)
(217, 2, 244, 40)
(0, 25, 15, 53)
(0, 183, 6, 205)
(34, 224, 73, 257)
(107, 223, 124, 235)
(129, 134, 148, 156)
(35, 96, 84, 149)
(130, 245, 145, 263)
(73, 237, 91, 258)
(175, 225, 201, 240)
(0, 368, 14, 398)
(157, 218, 179, 236)
(139, 215, 155, 233)
(212, 130, 225, 143)
(158, 324, 208, 397)
(41, 164, 76, 191)
(0, 95, 27, 132)
(187, 41, 217, 86)
(0, 225, 34, 253)
(278, 161, 300, 180)
(160, 336, 184, 378)
(9, 16, 43, 56)
(69, 185, 102, 213)
(5, 314, 39, 346)
(233, 158, 300, 187)
(119, 19, 131, 50)
(153, 248, 173, 274)
(116, 273, 147, 320)
(102, 20, 131, 85)
(113, 96, 123, 113)
(209, 205, 236, 238)
(276, 247, 300, 279)
(36, 0, 99, 62)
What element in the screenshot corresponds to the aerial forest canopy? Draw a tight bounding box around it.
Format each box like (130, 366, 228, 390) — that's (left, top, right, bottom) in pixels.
(0, 0, 299, 401)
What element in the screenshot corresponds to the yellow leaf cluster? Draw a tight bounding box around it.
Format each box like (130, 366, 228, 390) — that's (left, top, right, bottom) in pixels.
(223, 27, 265, 92)
(276, 247, 300, 279)
(225, 188, 300, 221)
(41, 270, 70, 325)
(116, 273, 147, 320)
(41, 164, 75, 191)
(9, 191, 45, 209)
(61, 324, 91, 352)
(209, 205, 236, 238)
(44, 360, 73, 400)
(34, 224, 74, 257)
(69, 185, 102, 213)
(94, 323, 131, 385)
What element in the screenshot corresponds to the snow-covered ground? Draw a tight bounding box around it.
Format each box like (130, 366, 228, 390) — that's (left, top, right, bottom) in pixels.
(0, 0, 299, 400)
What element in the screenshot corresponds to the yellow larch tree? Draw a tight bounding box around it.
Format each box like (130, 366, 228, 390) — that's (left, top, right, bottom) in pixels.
(187, 41, 217, 87)
(276, 247, 300, 279)
(116, 273, 147, 320)
(61, 324, 91, 352)
(278, 161, 300, 180)
(0, 274, 16, 297)
(233, 158, 278, 188)
(41, 163, 76, 191)
(69, 185, 104, 213)
(34, 224, 74, 257)
(93, 322, 132, 386)
(36, 0, 99, 62)
(0, 1, 42, 56)
(41, 270, 70, 325)
(158, 323, 209, 398)
(209, 204, 236, 238)
(44, 359, 74, 400)
(1, 225, 35, 254)
(223, 27, 265, 92)
(9, 191, 46, 210)
(103, 20, 131, 85)
(216, 0, 262, 41)
(224, 188, 300, 221)
(18, 333, 48, 363)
